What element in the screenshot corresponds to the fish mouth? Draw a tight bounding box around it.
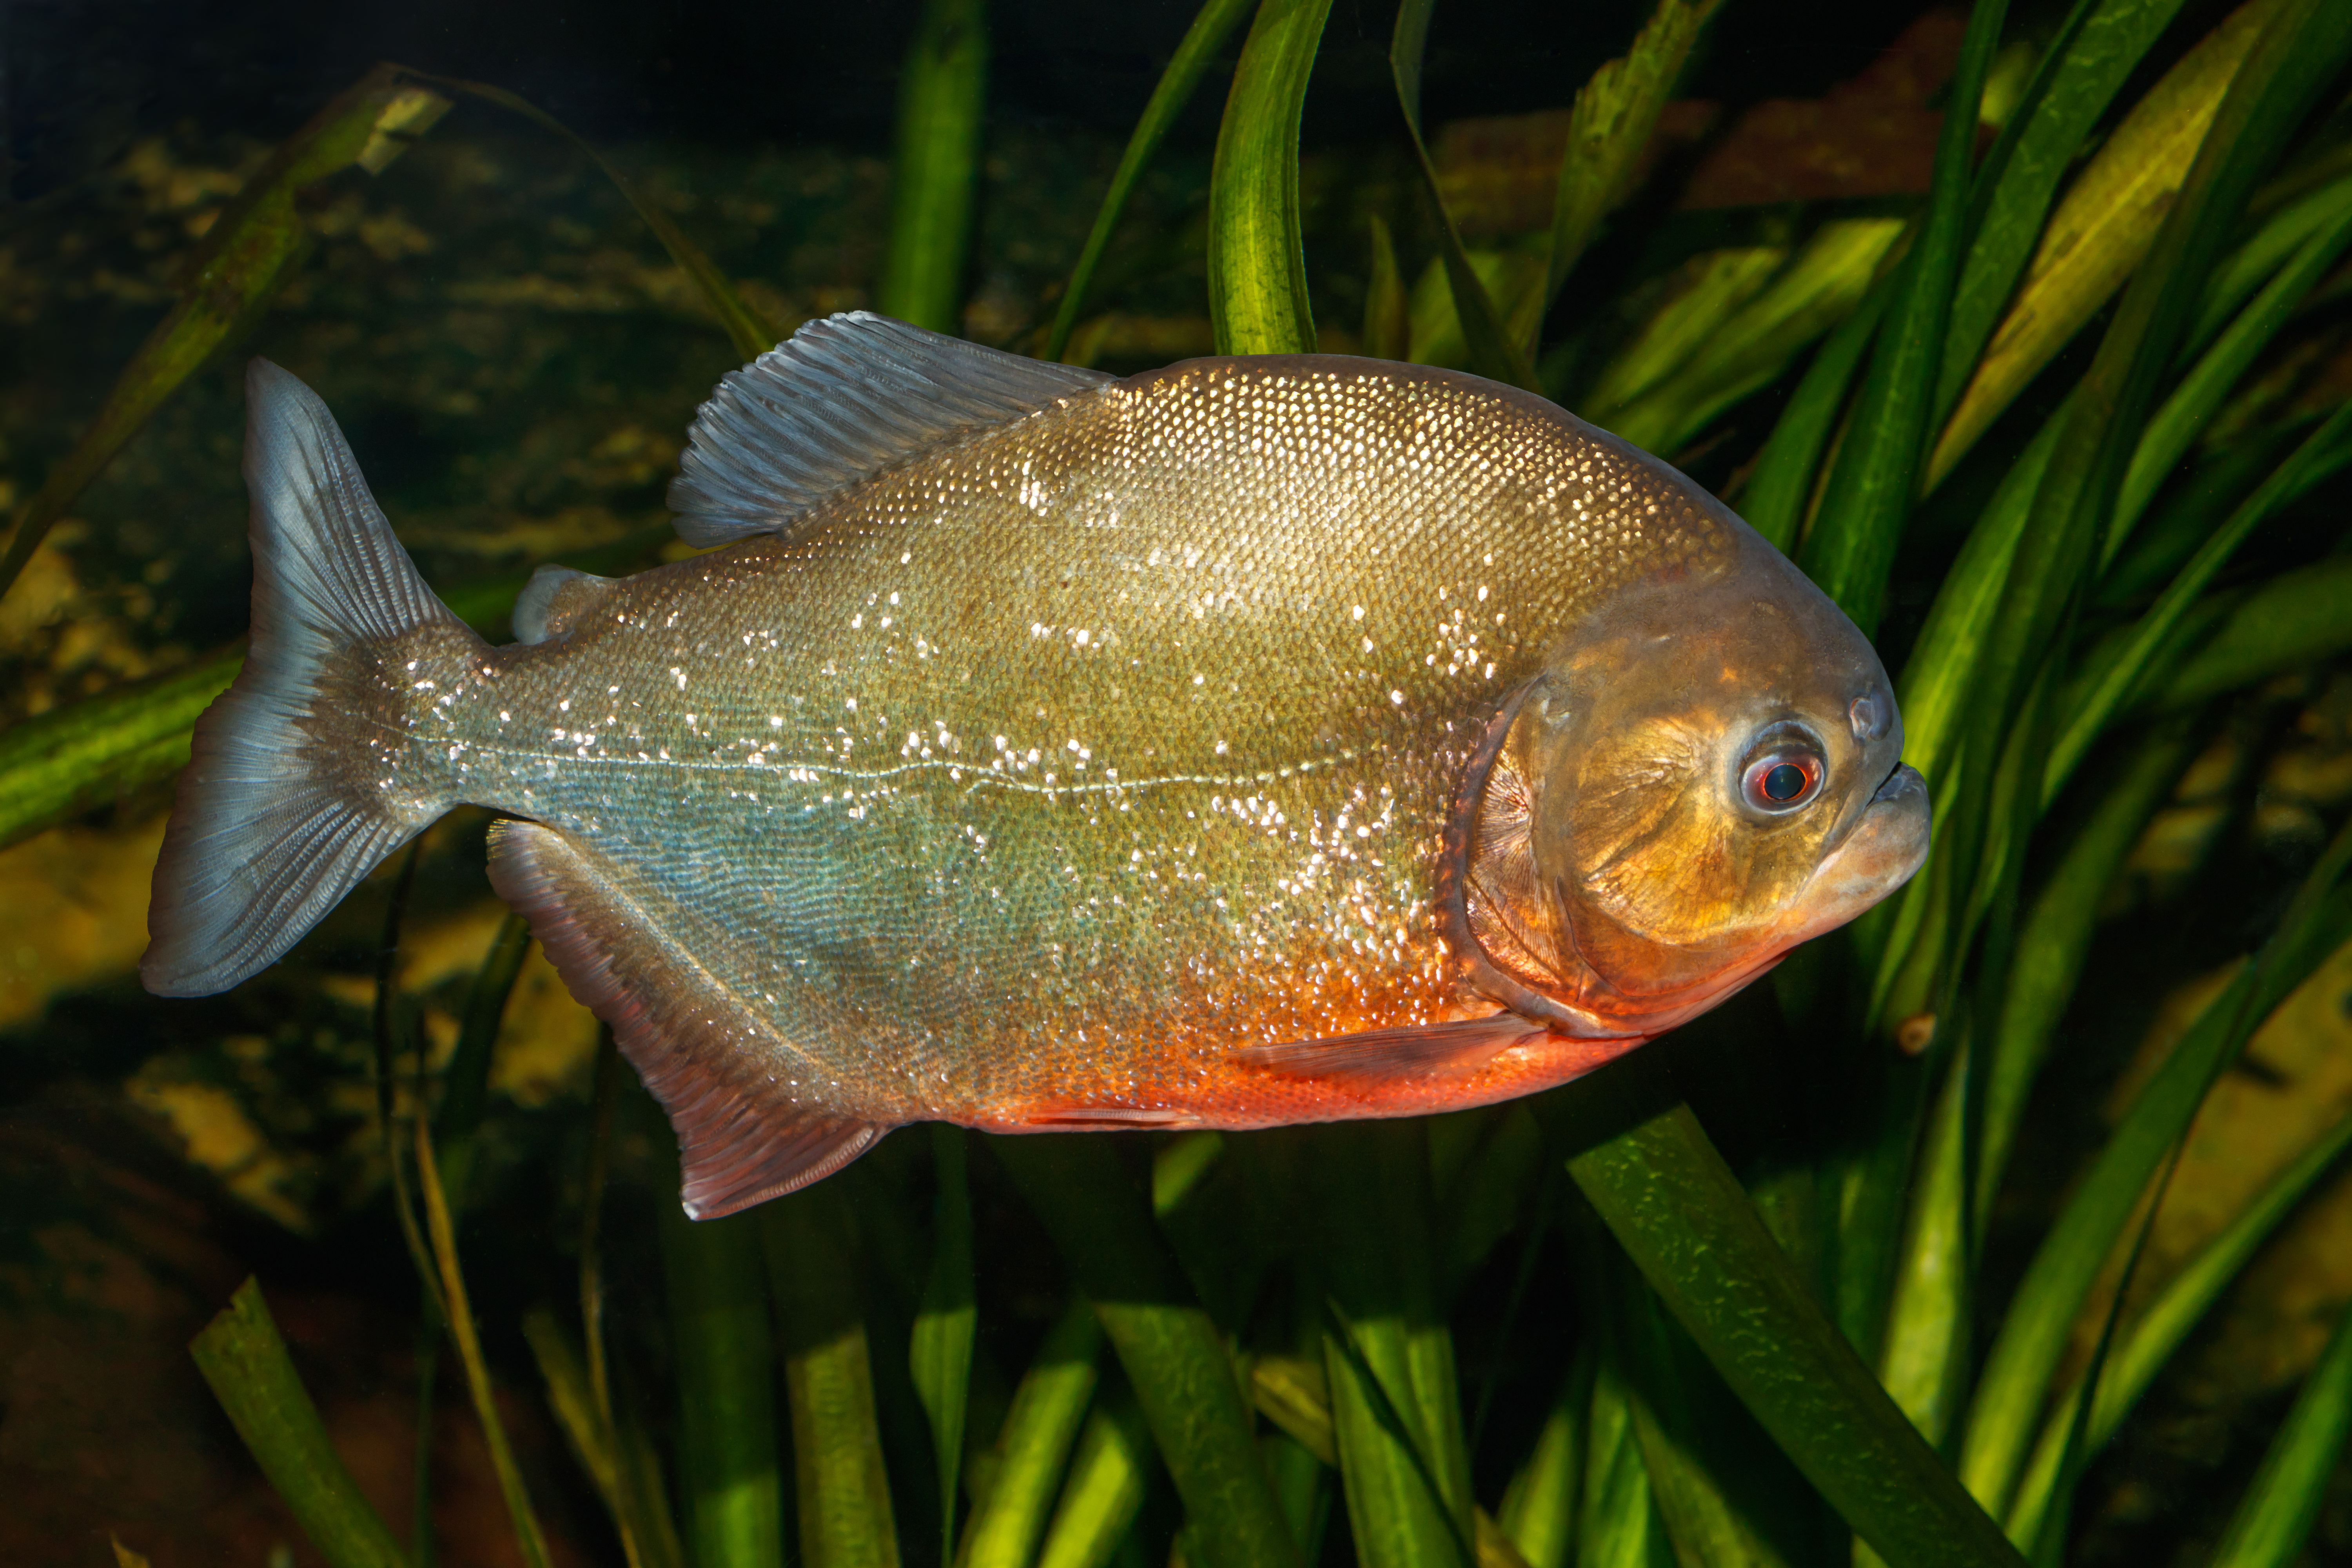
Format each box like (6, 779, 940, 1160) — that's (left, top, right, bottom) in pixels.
(1872, 759, 1927, 807)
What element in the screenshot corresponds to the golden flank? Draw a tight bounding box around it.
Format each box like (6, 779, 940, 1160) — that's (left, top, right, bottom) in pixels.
(143, 314, 1929, 1217)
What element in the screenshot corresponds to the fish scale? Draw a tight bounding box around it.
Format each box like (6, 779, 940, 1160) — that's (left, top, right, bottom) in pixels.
(143, 314, 1928, 1218)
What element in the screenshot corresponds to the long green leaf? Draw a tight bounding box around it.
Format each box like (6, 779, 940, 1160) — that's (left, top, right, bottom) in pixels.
(2004, 1106, 2352, 1544)
(879, 0, 989, 333)
(1497, 1345, 1593, 1568)
(1976, 724, 2200, 1230)
(1925, 0, 2283, 487)
(994, 1137, 1300, 1568)
(913, 1126, 980, 1563)
(1798, 0, 2007, 635)
(2187, 171, 2352, 351)
(767, 1181, 902, 1568)
(1555, 1073, 2028, 1568)
(1544, 0, 1723, 308)
(2149, 556, 2352, 710)
(1208, 0, 1334, 355)
(1896, 413, 2064, 793)
(2108, 195, 2352, 557)
(432, 912, 531, 1212)
(0, 67, 448, 603)
(1912, 0, 2352, 1040)
(1735, 275, 1895, 554)
(1045, 0, 1258, 360)
(1036, 1387, 1156, 1568)
(1577, 1350, 1670, 1568)
(1958, 817, 2352, 1519)
(1873, 1035, 1975, 1450)
(1312, 1123, 1475, 1568)
(191, 1279, 412, 1568)
(663, 1205, 786, 1568)
(0, 648, 238, 851)
(1389, 0, 1536, 389)
(1934, 0, 2192, 431)
(1604, 220, 1902, 456)
(2207, 1298, 2352, 1568)
(2047, 399, 2352, 802)
(965, 1303, 1105, 1568)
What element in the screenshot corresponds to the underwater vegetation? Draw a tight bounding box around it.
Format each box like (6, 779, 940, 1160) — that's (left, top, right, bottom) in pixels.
(8, 0, 2352, 1565)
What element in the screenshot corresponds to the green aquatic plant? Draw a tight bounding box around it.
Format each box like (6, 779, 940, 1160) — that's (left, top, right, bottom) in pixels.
(11, 1, 2352, 1566)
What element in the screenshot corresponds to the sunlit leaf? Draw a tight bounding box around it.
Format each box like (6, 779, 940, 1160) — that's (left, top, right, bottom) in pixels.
(1495, 1345, 1592, 1568)
(1555, 1071, 2028, 1568)
(1208, 0, 1335, 356)
(1926, 0, 2279, 486)
(995, 1137, 1301, 1568)
(1602, 220, 1902, 457)
(1735, 276, 1895, 554)
(1036, 1388, 1156, 1568)
(768, 1184, 902, 1568)
(1934, 0, 2193, 434)
(965, 1303, 1103, 1568)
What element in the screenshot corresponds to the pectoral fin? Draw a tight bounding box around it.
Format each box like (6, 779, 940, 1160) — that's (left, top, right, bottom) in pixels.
(1231, 1013, 1549, 1091)
(486, 819, 886, 1217)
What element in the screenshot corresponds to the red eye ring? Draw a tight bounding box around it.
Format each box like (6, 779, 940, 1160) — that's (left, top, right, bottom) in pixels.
(1742, 749, 1823, 813)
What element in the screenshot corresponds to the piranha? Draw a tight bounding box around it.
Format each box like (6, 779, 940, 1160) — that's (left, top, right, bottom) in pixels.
(143, 313, 1929, 1218)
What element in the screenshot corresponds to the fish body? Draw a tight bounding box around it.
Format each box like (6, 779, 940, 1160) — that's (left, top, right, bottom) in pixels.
(144, 315, 1929, 1216)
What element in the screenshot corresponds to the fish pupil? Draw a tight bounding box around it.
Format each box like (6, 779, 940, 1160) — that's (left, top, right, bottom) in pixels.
(1763, 763, 1807, 802)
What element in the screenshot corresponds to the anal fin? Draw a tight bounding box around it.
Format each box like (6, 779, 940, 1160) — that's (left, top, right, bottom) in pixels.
(486, 819, 885, 1217)
(1231, 1013, 1549, 1090)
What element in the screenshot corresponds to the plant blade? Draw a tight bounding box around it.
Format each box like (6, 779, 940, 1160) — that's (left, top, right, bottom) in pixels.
(913, 1126, 980, 1562)
(1554, 1072, 2028, 1568)
(994, 1136, 1300, 1568)
(2206, 1298, 2352, 1568)
(879, 0, 990, 334)
(767, 1182, 903, 1568)
(1390, 0, 1537, 389)
(1208, 0, 1334, 356)
(1544, 0, 1724, 308)
(964, 1301, 1104, 1568)
(0, 67, 448, 603)
(1798, 0, 2008, 635)
(1046, 0, 1258, 361)
(190, 1279, 412, 1568)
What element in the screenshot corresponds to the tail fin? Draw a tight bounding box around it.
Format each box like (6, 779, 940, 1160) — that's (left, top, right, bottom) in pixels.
(142, 359, 479, 997)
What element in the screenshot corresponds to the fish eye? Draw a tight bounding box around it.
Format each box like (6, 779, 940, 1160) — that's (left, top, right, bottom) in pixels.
(1740, 742, 1825, 814)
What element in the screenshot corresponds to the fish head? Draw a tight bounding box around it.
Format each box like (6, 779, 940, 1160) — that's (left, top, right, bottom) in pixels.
(1459, 528, 1930, 1036)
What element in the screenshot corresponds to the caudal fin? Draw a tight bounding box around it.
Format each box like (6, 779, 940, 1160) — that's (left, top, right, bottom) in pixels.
(142, 360, 478, 997)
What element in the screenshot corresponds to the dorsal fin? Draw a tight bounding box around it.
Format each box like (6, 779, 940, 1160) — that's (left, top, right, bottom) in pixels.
(666, 312, 1115, 546)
